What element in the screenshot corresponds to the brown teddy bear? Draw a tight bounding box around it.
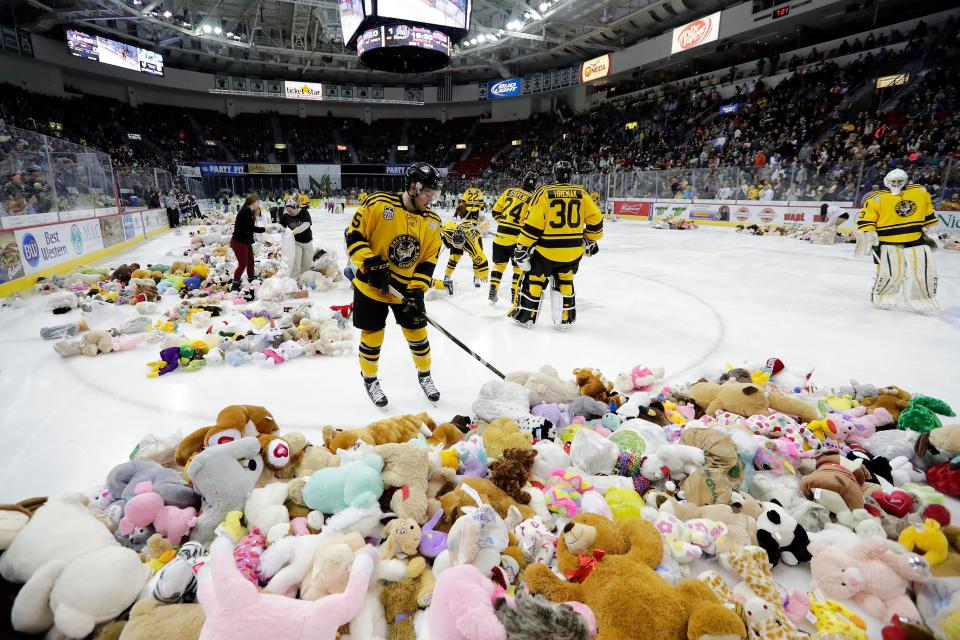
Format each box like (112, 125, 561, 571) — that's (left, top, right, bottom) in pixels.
(174, 405, 280, 468)
(110, 263, 140, 284)
(482, 418, 533, 459)
(862, 385, 912, 421)
(799, 452, 871, 511)
(439, 478, 535, 528)
(655, 494, 761, 552)
(524, 513, 746, 640)
(689, 380, 820, 423)
(134, 282, 160, 302)
(380, 556, 435, 640)
(323, 413, 462, 452)
(376, 443, 431, 523)
(489, 448, 537, 505)
(573, 367, 623, 408)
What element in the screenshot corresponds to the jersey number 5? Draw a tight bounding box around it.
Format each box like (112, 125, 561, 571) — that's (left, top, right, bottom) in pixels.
(549, 199, 581, 229)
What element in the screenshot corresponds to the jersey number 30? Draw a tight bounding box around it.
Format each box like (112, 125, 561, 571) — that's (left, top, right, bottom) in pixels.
(549, 199, 581, 229)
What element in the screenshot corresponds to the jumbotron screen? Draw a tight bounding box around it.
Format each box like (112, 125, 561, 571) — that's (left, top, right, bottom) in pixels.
(378, 0, 470, 30)
(339, 0, 470, 47)
(66, 29, 164, 76)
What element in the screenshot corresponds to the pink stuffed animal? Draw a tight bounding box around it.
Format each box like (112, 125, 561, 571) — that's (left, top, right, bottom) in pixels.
(198, 536, 376, 640)
(631, 365, 663, 392)
(119, 481, 197, 545)
(809, 538, 929, 621)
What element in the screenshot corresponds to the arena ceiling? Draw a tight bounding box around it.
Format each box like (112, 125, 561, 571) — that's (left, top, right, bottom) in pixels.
(12, 0, 726, 84)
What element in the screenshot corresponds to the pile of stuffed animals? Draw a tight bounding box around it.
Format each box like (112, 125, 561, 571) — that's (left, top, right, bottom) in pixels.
(1, 358, 958, 640)
(31, 219, 353, 375)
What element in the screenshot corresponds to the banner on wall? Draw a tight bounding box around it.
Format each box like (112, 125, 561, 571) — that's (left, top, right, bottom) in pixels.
(487, 77, 522, 99)
(247, 163, 282, 174)
(122, 212, 144, 240)
(99, 216, 126, 247)
(284, 81, 324, 101)
(671, 11, 721, 54)
(142, 208, 168, 232)
(297, 164, 342, 191)
(938, 211, 960, 230)
(0, 231, 24, 284)
(198, 162, 245, 176)
(177, 165, 201, 177)
(15, 219, 104, 275)
(580, 54, 610, 83)
(612, 200, 651, 218)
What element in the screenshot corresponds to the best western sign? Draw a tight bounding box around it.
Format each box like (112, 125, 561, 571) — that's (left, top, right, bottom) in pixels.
(671, 11, 721, 54)
(580, 54, 611, 83)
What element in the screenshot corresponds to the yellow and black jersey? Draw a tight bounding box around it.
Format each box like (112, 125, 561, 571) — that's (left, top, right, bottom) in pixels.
(345, 192, 442, 303)
(590, 191, 601, 205)
(857, 185, 937, 246)
(456, 200, 483, 224)
(491, 187, 533, 248)
(518, 183, 604, 263)
(357, 192, 369, 204)
(297, 193, 310, 208)
(440, 221, 485, 256)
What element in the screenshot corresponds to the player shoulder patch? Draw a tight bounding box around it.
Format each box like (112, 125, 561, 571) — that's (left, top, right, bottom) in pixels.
(383, 206, 394, 220)
(428, 221, 438, 230)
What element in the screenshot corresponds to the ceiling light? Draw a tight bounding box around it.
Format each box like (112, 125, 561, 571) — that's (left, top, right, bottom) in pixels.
(214, 26, 223, 35)
(539, 2, 549, 11)
(469, 38, 477, 45)
(202, 24, 212, 33)
(506, 20, 521, 30)
(227, 32, 234, 37)
(497, 29, 504, 35)
(132, 0, 141, 4)
(163, 10, 172, 18)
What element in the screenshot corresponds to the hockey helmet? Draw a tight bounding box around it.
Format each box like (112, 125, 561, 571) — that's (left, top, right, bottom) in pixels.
(554, 160, 573, 183)
(884, 169, 908, 196)
(522, 172, 538, 192)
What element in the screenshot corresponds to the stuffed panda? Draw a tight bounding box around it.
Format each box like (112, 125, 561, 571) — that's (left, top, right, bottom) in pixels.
(755, 499, 812, 567)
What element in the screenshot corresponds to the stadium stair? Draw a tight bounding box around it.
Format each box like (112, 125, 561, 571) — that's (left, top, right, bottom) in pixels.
(450, 150, 494, 180)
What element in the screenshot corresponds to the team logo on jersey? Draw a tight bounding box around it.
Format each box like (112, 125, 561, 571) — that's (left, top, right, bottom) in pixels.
(383, 206, 394, 220)
(388, 234, 420, 268)
(895, 200, 917, 217)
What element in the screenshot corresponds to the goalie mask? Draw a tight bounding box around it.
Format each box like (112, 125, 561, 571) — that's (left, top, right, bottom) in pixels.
(884, 169, 908, 196)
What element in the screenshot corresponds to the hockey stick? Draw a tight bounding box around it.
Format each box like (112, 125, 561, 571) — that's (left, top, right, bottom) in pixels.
(388, 285, 506, 379)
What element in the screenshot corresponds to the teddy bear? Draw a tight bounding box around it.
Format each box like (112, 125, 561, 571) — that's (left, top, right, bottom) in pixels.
(700, 545, 807, 640)
(799, 453, 871, 511)
(523, 513, 746, 640)
(111, 599, 205, 640)
(79, 329, 114, 356)
(482, 418, 534, 459)
(374, 443, 432, 524)
(489, 448, 537, 505)
(677, 427, 744, 505)
(243, 482, 291, 542)
(656, 493, 760, 552)
(105, 459, 197, 509)
(505, 365, 581, 405)
(809, 537, 930, 621)
(755, 500, 812, 567)
(188, 437, 264, 543)
(301, 454, 384, 514)
(174, 405, 280, 468)
(323, 413, 462, 452)
(433, 484, 522, 578)
(440, 478, 535, 527)
(380, 555, 436, 640)
(197, 536, 377, 640)
(861, 385, 912, 421)
(116, 481, 198, 547)
(299, 535, 367, 600)
(690, 380, 820, 423)
(472, 379, 533, 422)
(573, 367, 623, 408)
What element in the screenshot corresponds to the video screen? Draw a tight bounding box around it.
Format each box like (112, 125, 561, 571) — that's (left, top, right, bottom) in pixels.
(339, 0, 365, 44)
(377, 0, 470, 30)
(66, 29, 164, 76)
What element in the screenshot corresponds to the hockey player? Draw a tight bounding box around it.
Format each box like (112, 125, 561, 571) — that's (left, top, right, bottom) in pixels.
(489, 172, 537, 305)
(856, 168, 940, 312)
(810, 205, 850, 245)
(455, 187, 484, 224)
(357, 191, 369, 205)
(440, 220, 489, 289)
(344, 162, 443, 407)
(511, 160, 604, 329)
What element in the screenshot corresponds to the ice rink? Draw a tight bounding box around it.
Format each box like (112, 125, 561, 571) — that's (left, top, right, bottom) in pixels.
(1, 209, 958, 503)
(1, 208, 958, 636)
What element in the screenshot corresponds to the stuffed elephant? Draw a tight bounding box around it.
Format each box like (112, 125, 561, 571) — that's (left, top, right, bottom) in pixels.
(106, 460, 197, 509)
(189, 437, 264, 543)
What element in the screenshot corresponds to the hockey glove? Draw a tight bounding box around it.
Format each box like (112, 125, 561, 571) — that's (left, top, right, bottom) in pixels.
(584, 239, 599, 257)
(513, 245, 532, 272)
(399, 288, 427, 324)
(854, 230, 879, 258)
(363, 255, 391, 294)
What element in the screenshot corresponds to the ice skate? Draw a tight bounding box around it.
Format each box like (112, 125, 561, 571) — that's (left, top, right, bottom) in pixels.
(417, 371, 440, 403)
(363, 376, 389, 408)
(488, 286, 498, 305)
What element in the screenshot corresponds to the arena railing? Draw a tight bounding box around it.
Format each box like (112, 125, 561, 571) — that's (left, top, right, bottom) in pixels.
(0, 125, 119, 229)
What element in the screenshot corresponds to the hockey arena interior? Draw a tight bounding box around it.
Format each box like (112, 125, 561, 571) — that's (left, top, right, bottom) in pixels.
(1, 0, 959, 638)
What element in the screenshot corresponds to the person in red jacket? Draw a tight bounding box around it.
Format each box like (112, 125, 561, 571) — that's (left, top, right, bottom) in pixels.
(230, 193, 266, 291)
